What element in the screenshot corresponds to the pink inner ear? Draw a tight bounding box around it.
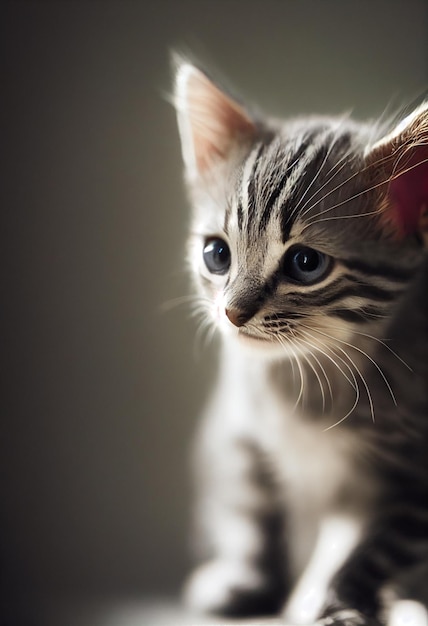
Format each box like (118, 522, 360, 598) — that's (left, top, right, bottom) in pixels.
(389, 147, 428, 236)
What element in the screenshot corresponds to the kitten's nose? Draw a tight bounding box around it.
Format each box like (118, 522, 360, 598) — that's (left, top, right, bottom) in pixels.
(225, 308, 250, 327)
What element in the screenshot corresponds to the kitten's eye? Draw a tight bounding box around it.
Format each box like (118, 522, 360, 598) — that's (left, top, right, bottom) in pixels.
(203, 238, 231, 275)
(282, 245, 331, 284)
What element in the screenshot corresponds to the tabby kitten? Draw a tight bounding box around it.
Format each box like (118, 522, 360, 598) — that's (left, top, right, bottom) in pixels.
(173, 58, 428, 626)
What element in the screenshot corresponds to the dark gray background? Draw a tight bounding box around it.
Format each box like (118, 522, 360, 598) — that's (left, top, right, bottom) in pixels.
(2, 0, 427, 619)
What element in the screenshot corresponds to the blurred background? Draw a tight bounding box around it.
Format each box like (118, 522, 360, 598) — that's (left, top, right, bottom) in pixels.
(1, 0, 427, 623)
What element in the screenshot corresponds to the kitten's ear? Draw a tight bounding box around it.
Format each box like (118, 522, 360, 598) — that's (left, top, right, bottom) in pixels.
(173, 58, 257, 181)
(365, 102, 428, 242)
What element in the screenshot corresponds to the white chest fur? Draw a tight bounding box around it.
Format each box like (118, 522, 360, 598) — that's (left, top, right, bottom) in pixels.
(271, 408, 361, 512)
(219, 343, 370, 514)
(219, 344, 375, 582)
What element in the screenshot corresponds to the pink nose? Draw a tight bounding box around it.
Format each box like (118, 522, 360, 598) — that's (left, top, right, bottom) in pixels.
(225, 308, 247, 327)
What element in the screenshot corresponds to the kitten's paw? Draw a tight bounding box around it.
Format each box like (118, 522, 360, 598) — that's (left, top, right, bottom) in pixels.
(316, 609, 379, 626)
(184, 559, 283, 617)
(388, 600, 428, 626)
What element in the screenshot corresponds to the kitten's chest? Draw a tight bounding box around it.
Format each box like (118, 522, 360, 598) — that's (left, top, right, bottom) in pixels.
(242, 363, 370, 513)
(267, 408, 359, 511)
(220, 347, 374, 511)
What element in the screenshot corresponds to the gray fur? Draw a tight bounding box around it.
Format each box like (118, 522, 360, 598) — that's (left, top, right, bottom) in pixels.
(174, 61, 428, 624)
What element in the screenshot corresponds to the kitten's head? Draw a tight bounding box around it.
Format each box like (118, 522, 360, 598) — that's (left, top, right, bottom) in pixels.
(173, 58, 428, 357)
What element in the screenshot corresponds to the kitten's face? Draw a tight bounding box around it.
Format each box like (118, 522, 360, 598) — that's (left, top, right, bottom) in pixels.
(188, 128, 405, 357)
(174, 60, 428, 357)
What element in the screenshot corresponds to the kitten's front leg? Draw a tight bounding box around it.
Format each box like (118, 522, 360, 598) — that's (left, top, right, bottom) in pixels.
(284, 514, 385, 626)
(184, 394, 286, 617)
(315, 507, 428, 626)
(284, 515, 365, 626)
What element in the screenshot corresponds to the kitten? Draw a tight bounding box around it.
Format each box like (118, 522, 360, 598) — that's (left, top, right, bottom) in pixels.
(173, 57, 428, 626)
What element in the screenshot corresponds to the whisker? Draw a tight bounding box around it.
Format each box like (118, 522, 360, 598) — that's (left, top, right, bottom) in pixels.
(276, 334, 305, 412)
(298, 159, 369, 222)
(318, 326, 401, 422)
(160, 294, 202, 313)
(323, 353, 362, 430)
(304, 155, 428, 229)
(323, 389, 360, 431)
(297, 148, 353, 219)
(297, 345, 327, 412)
(300, 323, 375, 423)
(298, 328, 362, 428)
(333, 333, 397, 407)
(304, 208, 381, 229)
(298, 338, 333, 402)
(352, 330, 413, 372)
(331, 342, 372, 422)
(193, 315, 217, 360)
(304, 342, 334, 406)
(289, 136, 342, 220)
(298, 327, 357, 391)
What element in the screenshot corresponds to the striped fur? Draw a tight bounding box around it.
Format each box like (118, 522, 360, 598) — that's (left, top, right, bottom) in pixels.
(174, 60, 428, 625)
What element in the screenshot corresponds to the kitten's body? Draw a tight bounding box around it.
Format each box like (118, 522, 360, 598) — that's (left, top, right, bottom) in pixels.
(173, 60, 428, 625)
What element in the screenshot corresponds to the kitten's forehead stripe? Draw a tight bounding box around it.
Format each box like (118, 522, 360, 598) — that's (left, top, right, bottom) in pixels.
(237, 128, 335, 243)
(240, 142, 266, 234)
(258, 139, 312, 235)
(236, 199, 243, 233)
(280, 138, 330, 242)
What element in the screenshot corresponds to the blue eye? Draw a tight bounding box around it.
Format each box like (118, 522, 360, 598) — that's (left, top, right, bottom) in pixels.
(203, 238, 231, 275)
(282, 245, 331, 284)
